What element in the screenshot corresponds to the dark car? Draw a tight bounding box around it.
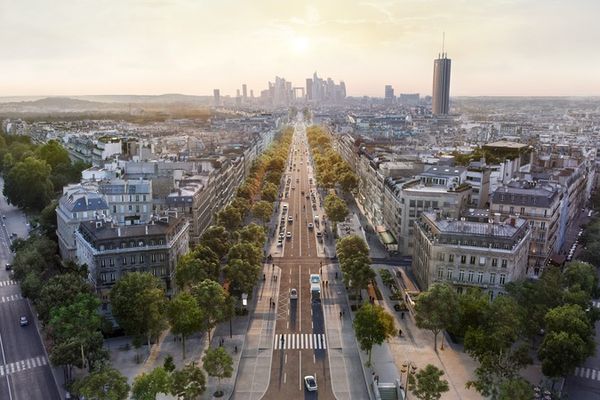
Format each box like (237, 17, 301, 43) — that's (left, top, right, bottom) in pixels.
(5, 263, 11, 271)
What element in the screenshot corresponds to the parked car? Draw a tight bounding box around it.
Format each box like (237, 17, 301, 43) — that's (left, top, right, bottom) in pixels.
(290, 288, 298, 299)
(19, 316, 29, 326)
(5, 263, 11, 271)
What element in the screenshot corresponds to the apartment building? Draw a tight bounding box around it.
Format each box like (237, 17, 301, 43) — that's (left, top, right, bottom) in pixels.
(412, 211, 531, 299)
(98, 178, 153, 225)
(75, 213, 189, 316)
(490, 181, 562, 276)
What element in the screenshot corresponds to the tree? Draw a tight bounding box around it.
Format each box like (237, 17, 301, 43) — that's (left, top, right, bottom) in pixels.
(261, 182, 278, 203)
(448, 288, 490, 339)
(38, 200, 59, 237)
(353, 303, 396, 365)
(336, 235, 369, 266)
(37, 272, 92, 324)
(544, 304, 594, 351)
(163, 354, 176, 373)
(324, 193, 349, 232)
(338, 171, 358, 193)
(174, 245, 220, 291)
(200, 226, 230, 260)
(171, 363, 206, 400)
(237, 223, 266, 247)
(251, 201, 274, 226)
(131, 367, 171, 400)
(72, 367, 130, 400)
(191, 279, 232, 341)
(36, 140, 71, 170)
(224, 258, 261, 297)
(167, 292, 204, 359)
(227, 242, 262, 267)
(408, 364, 450, 400)
(498, 378, 534, 400)
(216, 205, 242, 232)
(341, 253, 375, 301)
(563, 261, 598, 296)
(49, 293, 106, 373)
(202, 347, 233, 397)
(414, 283, 458, 351)
(539, 331, 589, 380)
(4, 156, 53, 210)
(110, 272, 167, 349)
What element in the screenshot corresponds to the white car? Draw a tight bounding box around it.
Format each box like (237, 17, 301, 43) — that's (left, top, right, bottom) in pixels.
(304, 375, 318, 392)
(277, 239, 283, 247)
(308, 223, 314, 230)
(279, 232, 285, 239)
(290, 288, 298, 299)
(286, 232, 292, 239)
(288, 216, 293, 223)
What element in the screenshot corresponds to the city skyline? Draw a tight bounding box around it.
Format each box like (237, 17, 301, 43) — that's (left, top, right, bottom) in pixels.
(2, 0, 600, 97)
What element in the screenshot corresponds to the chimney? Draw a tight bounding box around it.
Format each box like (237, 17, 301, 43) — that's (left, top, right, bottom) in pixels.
(509, 216, 516, 226)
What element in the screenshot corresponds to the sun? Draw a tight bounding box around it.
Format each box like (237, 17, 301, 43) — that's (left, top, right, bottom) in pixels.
(291, 36, 310, 54)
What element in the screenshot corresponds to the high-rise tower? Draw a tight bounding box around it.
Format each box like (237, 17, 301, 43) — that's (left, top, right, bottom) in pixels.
(432, 36, 451, 115)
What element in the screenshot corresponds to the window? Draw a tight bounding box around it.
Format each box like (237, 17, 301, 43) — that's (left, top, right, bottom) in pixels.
(109, 258, 114, 266)
(479, 257, 486, 266)
(437, 253, 445, 261)
(492, 258, 498, 267)
(459, 270, 465, 281)
(509, 206, 514, 214)
(122, 257, 127, 265)
(140, 255, 144, 263)
(477, 272, 484, 283)
(449, 254, 455, 263)
(100, 273, 106, 283)
(159, 253, 165, 262)
(130, 256, 136, 264)
(446, 269, 453, 280)
(100, 259, 106, 268)
(437, 268, 444, 279)
(501, 259, 508, 268)
(468, 271, 474, 282)
(432, 201, 439, 208)
(520, 207, 525, 215)
(470, 256, 476, 265)
(128, 205, 132, 211)
(460, 255, 467, 264)
(499, 273, 506, 285)
(151, 254, 156, 262)
(540, 221, 546, 229)
(490, 273, 496, 284)
(416, 200, 423, 208)
(409, 200, 416, 207)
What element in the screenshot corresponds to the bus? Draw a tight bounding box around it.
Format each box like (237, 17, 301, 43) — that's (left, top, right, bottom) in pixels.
(310, 274, 321, 301)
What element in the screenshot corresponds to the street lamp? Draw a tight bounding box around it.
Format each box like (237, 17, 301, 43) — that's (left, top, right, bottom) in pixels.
(400, 361, 418, 400)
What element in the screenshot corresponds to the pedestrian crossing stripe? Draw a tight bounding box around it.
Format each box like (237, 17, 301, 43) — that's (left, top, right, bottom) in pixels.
(0, 356, 48, 376)
(0, 280, 17, 287)
(574, 367, 600, 381)
(0, 294, 22, 303)
(592, 300, 600, 308)
(274, 333, 327, 350)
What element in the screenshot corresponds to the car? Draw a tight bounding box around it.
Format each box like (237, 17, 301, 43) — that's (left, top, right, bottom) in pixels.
(288, 216, 293, 222)
(282, 204, 288, 210)
(296, 178, 299, 183)
(19, 316, 29, 326)
(290, 288, 298, 299)
(308, 223, 314, 230)
(11, 232, 17, 238)
(291, 186, 295, 190)
(304, 375, 318, 392)
(5, 263, 11, 271)
(1, 215, 5, 219)
(279, 232, 285, 239)
(286, 232, 292, 239)
(277, 239, 283, 247)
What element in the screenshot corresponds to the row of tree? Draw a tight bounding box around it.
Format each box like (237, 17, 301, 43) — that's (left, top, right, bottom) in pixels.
(414, 261, 598, 399)
(0, 133, 89, 211)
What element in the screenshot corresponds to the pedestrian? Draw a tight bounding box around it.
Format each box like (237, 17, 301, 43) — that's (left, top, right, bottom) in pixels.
(335, 272, 338, 279)
(340, 311, 343, 319)
(263, 273, 266, 281)
(398, 328, 403, 337)
(342, 310, 345, 317)
(234, 345, 238, 353)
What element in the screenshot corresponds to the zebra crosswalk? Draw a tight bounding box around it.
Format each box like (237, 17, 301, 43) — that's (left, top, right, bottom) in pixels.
(592, 300, 600, 308)
(274, 333, 327, 350)
(0, 280, 17, 287)
(0, 356, 48, 376)
(574, 367, 600, 381)
(0, 294, 22, 303)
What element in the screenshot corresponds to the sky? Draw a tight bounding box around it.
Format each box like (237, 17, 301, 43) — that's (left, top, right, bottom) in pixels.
(1, 0, 599, 97)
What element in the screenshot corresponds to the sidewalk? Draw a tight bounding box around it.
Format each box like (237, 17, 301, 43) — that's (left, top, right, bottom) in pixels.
(372, 264, 481, 400)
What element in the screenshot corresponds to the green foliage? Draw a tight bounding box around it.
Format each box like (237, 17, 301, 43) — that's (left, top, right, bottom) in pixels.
(72, 367, 130, 400)
(539, 331, 589, 379)
(408, 364, 450, 400)
(131, 367, 171, 400)
(216, 205, 242, 231)
(110, 272, 167, 347)
(237, 223, 266, 247)
(324, 193, 349, 224)
(200, 225, 230, 260)
(260, 182, 278, 202)
(171, 363, 206, 399)
(448, 288, 490, 339)
(336, 235, 369, 265)
(251, 201, 273, 225)
(37, 272, 92, 324)
(4, 156, 53, 210)
(340, 253, 375, 300)
(224, 258, 261, 298)
(379, 269, 395, 288)
(163, 355, 176, 373)
(415, 283, 458, 351)
(191, 279, 234, 340)
(167, 292, 204, 359)
(227, 241, 262, 267)
(174, 245, 220, 291)
(202, 347, 233, 394)
(497, 378, 534, 400)
(353, 303, 396, 365)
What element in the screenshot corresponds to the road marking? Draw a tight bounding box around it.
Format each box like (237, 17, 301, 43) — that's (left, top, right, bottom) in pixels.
(0, 294, 22, 303)
(592, 300, 600, 308)
(0, 355, 48, 377)
(574, 367, 600, 381)
(0, 280, 17, 287)
(274, 334, 327, 350)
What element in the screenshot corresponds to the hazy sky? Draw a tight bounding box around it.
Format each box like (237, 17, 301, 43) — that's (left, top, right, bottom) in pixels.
(1, 0, 599, 97)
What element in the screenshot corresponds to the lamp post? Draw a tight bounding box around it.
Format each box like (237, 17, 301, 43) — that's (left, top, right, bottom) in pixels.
(400, 361, 418, 400)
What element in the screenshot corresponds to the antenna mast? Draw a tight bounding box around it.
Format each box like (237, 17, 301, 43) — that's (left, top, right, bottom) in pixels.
(442, 32, 445, 57)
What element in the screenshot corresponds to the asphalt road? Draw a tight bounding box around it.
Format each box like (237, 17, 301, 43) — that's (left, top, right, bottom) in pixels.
(0, 178, 61, 400)
(263, 120, 334, 400)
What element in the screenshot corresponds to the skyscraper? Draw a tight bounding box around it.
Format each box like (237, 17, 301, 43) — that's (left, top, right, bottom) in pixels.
(432, 53, 451, 115)
(384, 85, 395, 104)
(213, 89, 220, 106)
(242, 84, 247, 99)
